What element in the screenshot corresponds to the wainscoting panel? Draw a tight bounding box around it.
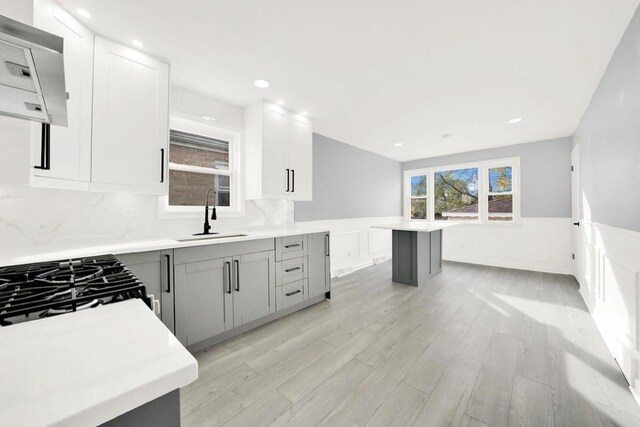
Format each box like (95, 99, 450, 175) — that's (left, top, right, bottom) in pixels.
(296, 216, 571, 277)
(577, 221, 640, 401)
(332, 231, 360, 264)
(295, 217, 401, 277)
(442, 218, 572, 274)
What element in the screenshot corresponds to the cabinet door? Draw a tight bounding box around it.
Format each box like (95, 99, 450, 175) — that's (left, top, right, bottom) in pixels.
(115, 250, 175, 334)
(289, 114, 313, 201)
(308, 233, 330, 298)
(91, 36, 169, 194)
(174, 257, 232, 346)
(232, 251, 275, 327)
(32, 0, 93, 183)
(261, 103, 290, 197)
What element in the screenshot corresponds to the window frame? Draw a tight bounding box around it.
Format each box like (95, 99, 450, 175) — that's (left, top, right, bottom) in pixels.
(403, 156, 520, 224)
(158, 116, 244, 219)
(409, 174, 429, 220)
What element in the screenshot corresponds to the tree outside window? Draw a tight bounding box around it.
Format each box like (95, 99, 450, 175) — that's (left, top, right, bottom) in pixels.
(410, 175, 427, 219)
(434, 167, 479, 221)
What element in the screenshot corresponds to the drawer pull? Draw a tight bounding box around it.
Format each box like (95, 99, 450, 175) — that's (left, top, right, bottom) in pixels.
(284, 243, 301, 249)
(285, 266, 301, 273)
(285, 289, 302, 297)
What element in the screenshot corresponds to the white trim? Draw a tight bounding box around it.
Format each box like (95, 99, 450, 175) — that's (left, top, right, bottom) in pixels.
(160, 116, 244, 219)
(404, 156, 521, 224)
(167, 162, 232, 176)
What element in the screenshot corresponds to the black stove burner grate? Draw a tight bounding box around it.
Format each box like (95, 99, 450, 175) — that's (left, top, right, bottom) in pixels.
(0, 255, 152, 326)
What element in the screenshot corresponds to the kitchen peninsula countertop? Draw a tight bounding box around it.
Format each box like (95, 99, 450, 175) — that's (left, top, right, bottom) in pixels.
(0, 299, 197, 427)
(371, 221, 459, 232)
(0, 226, 330, 267)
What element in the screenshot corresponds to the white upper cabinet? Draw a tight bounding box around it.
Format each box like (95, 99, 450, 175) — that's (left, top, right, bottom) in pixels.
(245, 101, 313, 201)
(91, 36, 169, 194)
(31, 0, 93, 185)
(289, 113, 313, 200)
(29, 1, 170, 195)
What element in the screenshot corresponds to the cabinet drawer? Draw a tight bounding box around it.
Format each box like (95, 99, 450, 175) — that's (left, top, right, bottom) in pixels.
(277, 257, 308, 285)
(276, 235, 307, 261)
(277, 280, 307, 311)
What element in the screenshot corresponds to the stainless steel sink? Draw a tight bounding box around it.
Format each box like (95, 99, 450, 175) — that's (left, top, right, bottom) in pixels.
(176, 234, 247, 242)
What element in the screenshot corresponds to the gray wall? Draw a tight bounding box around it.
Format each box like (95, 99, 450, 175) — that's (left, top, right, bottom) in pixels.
(295, 134, 402, 221)
(574, 6, 640, 232)
(403, 137, 573, 218)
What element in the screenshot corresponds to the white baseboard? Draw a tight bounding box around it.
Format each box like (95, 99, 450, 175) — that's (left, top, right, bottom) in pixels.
(576, 220, 640, 400)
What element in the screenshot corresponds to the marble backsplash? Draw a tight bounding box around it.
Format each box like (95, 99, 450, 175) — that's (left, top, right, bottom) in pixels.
(0, 185, 294, 262)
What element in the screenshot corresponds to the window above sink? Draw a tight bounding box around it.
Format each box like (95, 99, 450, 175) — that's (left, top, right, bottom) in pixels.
(159, 116, 244, 219)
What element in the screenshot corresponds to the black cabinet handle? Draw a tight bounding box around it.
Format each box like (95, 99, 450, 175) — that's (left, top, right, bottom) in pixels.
(285, 266, 301, 273)
(284, 243, 301, 249)
(573, 222, 580, 227)
(286, 289, 302, 297)
(160, 148, 165, 183)
(234, 260, 240, 291)
(225, 261, 232, 294)
(291, 169, 295, 192)
(34, 123, 51, 170)
(164, 254, 171, 293)
(325, 234, 330, 257)
(286, 169, 290, 192)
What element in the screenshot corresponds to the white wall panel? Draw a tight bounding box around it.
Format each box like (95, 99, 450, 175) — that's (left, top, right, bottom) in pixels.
(578, 221, 640, 400)
(443, 218, 572, 274)
(295, 217, 400, 277)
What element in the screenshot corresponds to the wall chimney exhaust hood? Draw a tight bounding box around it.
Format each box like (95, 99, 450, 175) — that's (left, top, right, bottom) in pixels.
(0, 14, 67, 126)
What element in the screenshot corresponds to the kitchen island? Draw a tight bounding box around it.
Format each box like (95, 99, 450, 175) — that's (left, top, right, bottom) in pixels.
(0, 299, 197, 427)
(372, 222, 458, 286)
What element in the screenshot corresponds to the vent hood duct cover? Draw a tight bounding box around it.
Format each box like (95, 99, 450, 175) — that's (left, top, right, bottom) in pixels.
(0, 14, 67, 126)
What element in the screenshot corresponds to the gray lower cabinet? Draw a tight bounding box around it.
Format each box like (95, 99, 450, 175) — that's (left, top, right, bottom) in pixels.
(232, 251, 276, 327)
(118, 235, 327, 351)
(174, 257, 230, 347)
(116, 250, 175, 333)
(173, 242, 276, 347)
(307, 232, 331, 298)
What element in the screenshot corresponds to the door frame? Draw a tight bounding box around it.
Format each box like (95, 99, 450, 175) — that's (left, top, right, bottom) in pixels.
(571, 144, 582, 284)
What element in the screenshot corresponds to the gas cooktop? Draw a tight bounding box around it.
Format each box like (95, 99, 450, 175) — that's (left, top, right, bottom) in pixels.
(0, 255, 152, 326)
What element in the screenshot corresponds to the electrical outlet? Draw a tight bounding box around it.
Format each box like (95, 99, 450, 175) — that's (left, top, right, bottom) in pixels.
(122, 207, 140, 218)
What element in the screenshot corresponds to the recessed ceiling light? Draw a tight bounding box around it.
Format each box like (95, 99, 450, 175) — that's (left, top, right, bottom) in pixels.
(442, 133, 452, 139)
(508, 118, 523, 124)
(254, 79, 270, 88)
(131, 39, 144, 48)
(394, 143, 403, 147)
(77, 8, 91, 18)
(277, 100, 285, 105)
(201, 116, 216, 121)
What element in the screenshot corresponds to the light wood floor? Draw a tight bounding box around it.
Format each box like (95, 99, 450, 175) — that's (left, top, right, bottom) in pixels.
(181, 261, 640, 427)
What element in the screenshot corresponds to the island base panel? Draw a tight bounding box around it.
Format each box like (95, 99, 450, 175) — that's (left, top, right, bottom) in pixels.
(392, 229, 442, 286)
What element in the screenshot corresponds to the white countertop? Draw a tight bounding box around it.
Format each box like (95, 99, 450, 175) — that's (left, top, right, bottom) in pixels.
(371, 221, 459, 232)
(0, 299, 198, 427)
(0, 226, 329, 267)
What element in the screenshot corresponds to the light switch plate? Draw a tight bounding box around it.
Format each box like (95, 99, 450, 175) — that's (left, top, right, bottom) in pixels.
(122, 207, 140, 218)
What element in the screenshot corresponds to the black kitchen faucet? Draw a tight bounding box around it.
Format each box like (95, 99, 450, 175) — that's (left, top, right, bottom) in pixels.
(197, 187, 218, 236)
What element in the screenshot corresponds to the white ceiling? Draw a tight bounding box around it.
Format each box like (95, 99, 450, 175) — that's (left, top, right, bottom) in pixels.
(57, 0, 639, 161)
